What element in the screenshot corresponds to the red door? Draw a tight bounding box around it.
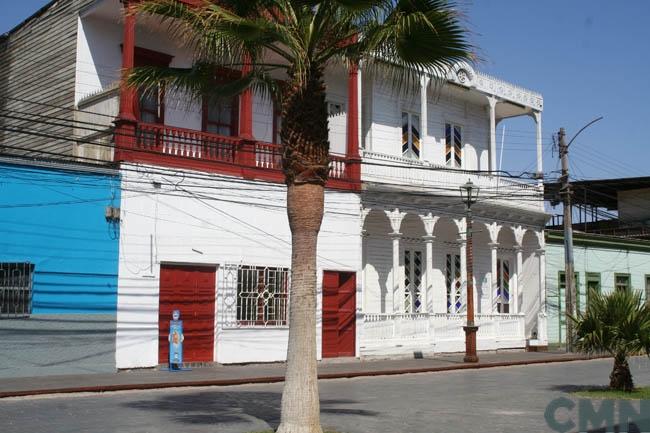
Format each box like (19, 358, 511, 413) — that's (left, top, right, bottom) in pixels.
(159, 264, 216, 364)
(322, 271, 356, 358)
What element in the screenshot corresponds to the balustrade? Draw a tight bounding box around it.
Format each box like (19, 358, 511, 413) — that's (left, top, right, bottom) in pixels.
(361, 311, 526, 351)
(116, 122, 358, 188)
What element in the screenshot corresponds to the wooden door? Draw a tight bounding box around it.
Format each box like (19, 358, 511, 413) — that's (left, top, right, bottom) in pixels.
(322, 271, 356, 358)
(159, 264, 216, 363)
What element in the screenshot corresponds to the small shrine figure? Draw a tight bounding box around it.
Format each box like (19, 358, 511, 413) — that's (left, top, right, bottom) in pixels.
(168, 309, 184, 370)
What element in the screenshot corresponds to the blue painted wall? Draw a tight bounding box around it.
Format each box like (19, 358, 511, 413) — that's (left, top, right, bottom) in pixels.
(0, 161, 120, 314)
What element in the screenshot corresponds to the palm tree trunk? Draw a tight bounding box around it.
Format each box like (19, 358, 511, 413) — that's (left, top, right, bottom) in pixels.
(610, 352, 634, 392)
(276, 182, 324, 433)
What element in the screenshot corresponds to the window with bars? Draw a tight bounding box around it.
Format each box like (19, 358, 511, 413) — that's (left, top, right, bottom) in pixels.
(446, 253, 462, 313)
(615, 273, 631, 292)
(402, 111, 421, 159)
(0, 263, 34, 318)
(404, 249, 423, 313)
(445, 123, 462, 168)
(236, 265, 289, 327)
(496, 258, 511, 314)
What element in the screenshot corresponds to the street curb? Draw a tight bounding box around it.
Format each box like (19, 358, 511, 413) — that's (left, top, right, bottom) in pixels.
(0, 355, 607, 399)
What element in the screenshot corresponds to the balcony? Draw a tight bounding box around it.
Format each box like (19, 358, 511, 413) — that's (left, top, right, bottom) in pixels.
(115, 121, 360, 190)
(361, 150, 543, 212)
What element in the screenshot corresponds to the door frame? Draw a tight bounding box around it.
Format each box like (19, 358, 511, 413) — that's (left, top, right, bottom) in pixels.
(320, 269, 358, 359)
(158, 262, 218, 364)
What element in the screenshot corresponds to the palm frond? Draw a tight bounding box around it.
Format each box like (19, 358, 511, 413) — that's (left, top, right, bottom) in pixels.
(572, 288, 650, 358)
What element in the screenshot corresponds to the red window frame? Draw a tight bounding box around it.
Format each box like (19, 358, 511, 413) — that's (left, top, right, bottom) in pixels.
(201, 67, 241, 137)
(133, 47, 173, 124)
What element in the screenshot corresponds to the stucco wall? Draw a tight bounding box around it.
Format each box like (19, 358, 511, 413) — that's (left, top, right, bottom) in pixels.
(0, 160, 120, 377)
(546, 239, 650, 345)
(116, 163, 362, 368)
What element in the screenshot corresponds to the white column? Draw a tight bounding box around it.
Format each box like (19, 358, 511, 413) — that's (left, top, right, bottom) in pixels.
(419, 213, 438, 314)
(487, 96, 498, 173)
(514, 246, 523, 314)
(489, 242, 499, 313)
(533, 111, 543, 181)
(420, 75, 429, 155)
(423, 235, 435, 313)
(536, 248, 548, 344)
(386, 209, 405, 314)
(537, 248, 547, 313)
(390, 233, 401, 313)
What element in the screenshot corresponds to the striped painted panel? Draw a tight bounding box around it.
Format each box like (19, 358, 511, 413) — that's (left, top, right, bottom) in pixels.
(445, 123, 452, 166)
(454, 125, 462, 167)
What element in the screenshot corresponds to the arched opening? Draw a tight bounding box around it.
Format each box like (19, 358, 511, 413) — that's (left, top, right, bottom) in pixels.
(362, 210, 393, 313)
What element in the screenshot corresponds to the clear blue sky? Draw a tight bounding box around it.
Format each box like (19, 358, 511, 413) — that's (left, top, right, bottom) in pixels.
(2, 0, 649, 180)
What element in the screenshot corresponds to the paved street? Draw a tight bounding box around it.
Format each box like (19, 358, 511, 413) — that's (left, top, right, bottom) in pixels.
(1, 358, 649, 433)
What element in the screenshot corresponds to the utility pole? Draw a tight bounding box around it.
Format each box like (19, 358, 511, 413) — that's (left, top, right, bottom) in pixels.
(558, 127, 576, 352)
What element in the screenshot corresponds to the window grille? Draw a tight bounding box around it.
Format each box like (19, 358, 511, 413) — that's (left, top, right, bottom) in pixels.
(404, 249, 423, 313)
(236, 265, 289, 327)
(446, 254, 462, 313)
(0, 262, 34, 318)
(496, 258, 510, 314)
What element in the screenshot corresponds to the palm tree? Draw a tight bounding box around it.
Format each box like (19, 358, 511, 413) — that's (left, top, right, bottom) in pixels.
(571, 288, 650, 392)
(127, 1, 472, 432)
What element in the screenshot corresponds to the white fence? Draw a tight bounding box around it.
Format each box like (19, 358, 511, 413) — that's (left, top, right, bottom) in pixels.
(361, 312, 526, 356)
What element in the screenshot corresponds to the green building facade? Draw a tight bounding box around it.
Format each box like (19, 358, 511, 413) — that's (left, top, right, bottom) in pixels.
(546, 230, 650, 345)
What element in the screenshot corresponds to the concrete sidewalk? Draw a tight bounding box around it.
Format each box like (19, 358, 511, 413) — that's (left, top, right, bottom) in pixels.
(0, 351, 600, 398)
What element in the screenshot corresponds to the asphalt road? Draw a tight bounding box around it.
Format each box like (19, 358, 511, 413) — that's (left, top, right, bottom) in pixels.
(1, 358, 649, 433)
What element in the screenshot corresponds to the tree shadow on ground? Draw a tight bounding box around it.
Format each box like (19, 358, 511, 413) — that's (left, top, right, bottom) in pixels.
(547, 384, 610, 393)
(123, 391, 379, 430)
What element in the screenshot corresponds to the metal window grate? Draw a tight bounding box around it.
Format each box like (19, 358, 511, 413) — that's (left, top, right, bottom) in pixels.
(236, 265, 289, 327)
(0, 262, 34, 318)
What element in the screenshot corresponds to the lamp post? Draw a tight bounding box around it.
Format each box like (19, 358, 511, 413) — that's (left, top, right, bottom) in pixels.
(460, 179, 479, 363)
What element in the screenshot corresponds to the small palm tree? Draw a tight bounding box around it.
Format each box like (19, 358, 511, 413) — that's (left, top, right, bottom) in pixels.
(127, 1, 472, 432)
(571, 288, 650, 392)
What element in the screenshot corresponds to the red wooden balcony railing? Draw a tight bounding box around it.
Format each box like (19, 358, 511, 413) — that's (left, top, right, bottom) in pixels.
(115, 122, 360, 190)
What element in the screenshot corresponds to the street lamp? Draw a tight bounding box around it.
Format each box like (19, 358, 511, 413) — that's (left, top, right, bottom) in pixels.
(460, 179, 479, 363)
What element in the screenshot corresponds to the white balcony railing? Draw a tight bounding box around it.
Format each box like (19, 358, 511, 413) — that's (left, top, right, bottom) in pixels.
(361, 312, 526, 355)
(361, 150, 543, 212)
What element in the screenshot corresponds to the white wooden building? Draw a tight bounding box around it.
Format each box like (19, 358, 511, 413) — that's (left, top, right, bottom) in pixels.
(67, 0, 549, 368)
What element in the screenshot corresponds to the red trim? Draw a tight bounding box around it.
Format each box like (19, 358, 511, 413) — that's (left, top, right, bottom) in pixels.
(118, 9, 136, 122)
(201, 67, 241, 136)
(346, 61, 361, 183)
(346, 63, 359, 159)
(118, 122, 361, 191)
(132, 47, 172, 125)
(239, 54, 254, 139)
